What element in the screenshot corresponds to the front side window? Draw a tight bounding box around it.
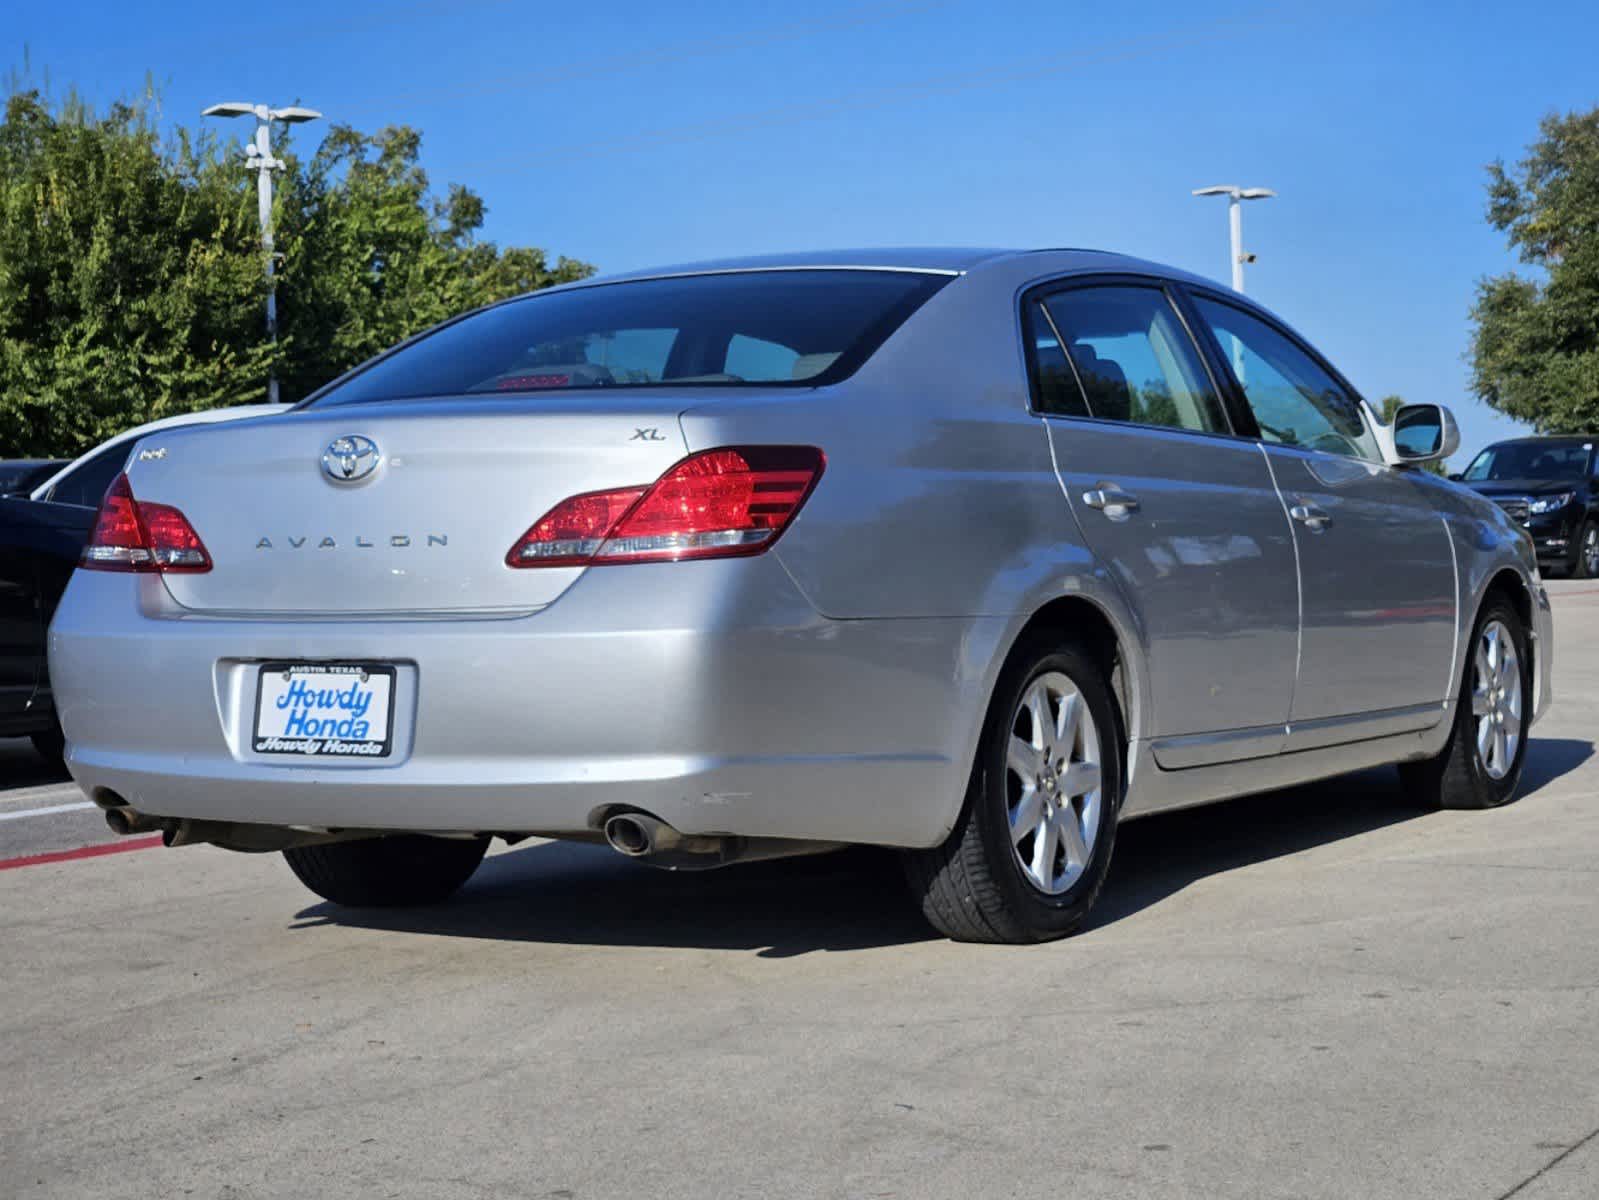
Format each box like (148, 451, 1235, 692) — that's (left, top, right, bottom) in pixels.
(1193, 296, 1381, 462)
(309, 270, 950, 406)
(1032, 286, 1228, 434)
(1462, 441, 1594, 482)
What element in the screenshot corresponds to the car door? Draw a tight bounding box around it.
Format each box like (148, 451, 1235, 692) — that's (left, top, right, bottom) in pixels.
(1185, 291, 1457, 747)
(1027, 279, 1300, 767)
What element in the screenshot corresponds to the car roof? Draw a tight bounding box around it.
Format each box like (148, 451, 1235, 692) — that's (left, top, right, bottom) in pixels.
(1484, 435, 1597, 446)
(551, 247, 1216, 290)
(577, 247, 1013, 284)
(29, 404, 292, 501)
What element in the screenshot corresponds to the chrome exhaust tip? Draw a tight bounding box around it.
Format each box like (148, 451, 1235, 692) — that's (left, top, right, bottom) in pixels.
(104, 807, 162, 836)
(603, 813, 661, 857)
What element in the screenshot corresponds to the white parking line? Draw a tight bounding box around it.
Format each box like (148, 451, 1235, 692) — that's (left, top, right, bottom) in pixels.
(0, 801, 96, 822)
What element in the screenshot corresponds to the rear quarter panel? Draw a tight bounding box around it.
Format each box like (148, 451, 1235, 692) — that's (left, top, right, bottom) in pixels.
(676, 257, 1158, 811)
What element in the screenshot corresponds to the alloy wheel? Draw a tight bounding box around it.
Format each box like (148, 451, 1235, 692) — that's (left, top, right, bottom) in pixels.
(1005, 671, 1104, 895)
(1471, 619, 1523, 781)
(1584, 526, 1599, 577)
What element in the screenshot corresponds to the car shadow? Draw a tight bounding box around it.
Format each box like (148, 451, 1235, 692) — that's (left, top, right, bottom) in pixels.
(291, 737, 1593, 957)
(292, 842, 932, 958)
(1088, 736, 1594, 931)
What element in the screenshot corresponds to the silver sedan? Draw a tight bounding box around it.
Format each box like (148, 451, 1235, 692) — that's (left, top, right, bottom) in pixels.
(48, 249, 1553, 942)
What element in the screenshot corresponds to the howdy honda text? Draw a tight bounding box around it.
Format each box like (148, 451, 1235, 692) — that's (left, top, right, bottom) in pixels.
(253, 664, 396, 758)
(254, 534, 448, 549)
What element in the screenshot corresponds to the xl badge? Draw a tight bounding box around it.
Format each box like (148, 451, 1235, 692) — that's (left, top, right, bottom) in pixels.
(322, 435, 381, 482)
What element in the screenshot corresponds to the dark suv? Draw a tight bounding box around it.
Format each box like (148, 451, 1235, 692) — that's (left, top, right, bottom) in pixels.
(1454, 436, 1599, 577)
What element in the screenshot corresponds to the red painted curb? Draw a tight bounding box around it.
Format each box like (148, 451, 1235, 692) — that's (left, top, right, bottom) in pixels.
(0, 835, 164, 872)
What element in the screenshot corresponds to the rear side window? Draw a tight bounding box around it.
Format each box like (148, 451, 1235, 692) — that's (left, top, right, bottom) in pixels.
(310, 270, 951, 406)
(1024, 301, 1089, 418)
(1029, 286, 1228, 434)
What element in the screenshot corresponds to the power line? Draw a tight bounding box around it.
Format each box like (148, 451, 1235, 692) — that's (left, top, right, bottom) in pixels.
(340, 0, 951, 114)
(457, 7, 1289, 173)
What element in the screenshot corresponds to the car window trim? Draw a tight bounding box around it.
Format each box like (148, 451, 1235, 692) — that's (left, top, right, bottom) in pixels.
(1175, 284, 1384, 464)
(1017, 272, 1239, 440)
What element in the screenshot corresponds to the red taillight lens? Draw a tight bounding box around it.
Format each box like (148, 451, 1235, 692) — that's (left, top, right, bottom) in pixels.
(506, 446, 824, 568)
(505, 486, 647, 568)
(81, 474, 212, 573)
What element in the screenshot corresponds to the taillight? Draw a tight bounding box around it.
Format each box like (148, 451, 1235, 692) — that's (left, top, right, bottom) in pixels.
(507, 446, 824, 568)
(81, 474, 212, 573)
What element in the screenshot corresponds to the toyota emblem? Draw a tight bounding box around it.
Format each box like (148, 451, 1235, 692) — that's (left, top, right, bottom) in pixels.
(321, 435, 381, 483)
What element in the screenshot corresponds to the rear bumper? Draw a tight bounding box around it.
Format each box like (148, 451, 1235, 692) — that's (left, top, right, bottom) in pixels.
(49, 559, 998, 849)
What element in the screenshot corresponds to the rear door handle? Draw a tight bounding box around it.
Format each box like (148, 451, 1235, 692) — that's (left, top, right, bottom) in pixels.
(1290, 501, 1332, 531)
(1082, 483, 1141, 521)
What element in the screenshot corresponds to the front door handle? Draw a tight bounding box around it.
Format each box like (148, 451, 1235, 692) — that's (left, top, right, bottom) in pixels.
(1290, 501, 1332, 531)
(1082, 483, 1141, 521)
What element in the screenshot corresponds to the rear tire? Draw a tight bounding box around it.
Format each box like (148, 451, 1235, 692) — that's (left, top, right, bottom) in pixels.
(284, 835, 489, 907)
(1398, 596, 1530, 810)
(30, 722, 65, 769)
(903, 636, 1123, 943)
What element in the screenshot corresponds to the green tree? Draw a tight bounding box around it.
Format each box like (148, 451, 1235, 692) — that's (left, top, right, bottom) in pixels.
(0, 81, 593, 458)
(0, 85, 278, 456)
(272, 124, 593, 402)
(1469, 108, 1599, 433)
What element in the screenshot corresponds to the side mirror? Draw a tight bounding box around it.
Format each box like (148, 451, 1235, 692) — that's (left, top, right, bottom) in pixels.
(1378, 402, 1460, 467)
(1448, 472, 1464, 482)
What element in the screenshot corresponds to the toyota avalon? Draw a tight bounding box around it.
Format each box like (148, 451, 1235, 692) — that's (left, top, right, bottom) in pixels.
(49, 249, 1553, 942)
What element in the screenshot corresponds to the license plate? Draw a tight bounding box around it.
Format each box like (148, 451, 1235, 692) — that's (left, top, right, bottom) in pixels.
(252, 663, 396, 758)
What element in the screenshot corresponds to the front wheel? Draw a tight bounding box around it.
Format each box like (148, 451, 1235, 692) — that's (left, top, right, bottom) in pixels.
(1398, 597, 1530, 809)
(1574, 520, 1599, 580)
(903, 637, 1122, 943)
(284, 835, 489, 907)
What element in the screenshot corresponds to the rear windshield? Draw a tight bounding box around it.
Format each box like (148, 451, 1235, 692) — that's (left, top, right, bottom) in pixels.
(308, 269, 951, 407)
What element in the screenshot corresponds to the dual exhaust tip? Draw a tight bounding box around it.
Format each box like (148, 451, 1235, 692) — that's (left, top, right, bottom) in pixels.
(603, 811, 725, 861)
(602, 811, 841, 871)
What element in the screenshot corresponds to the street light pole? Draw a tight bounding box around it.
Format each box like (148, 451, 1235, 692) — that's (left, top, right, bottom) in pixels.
(202, 102, 322, 405)
(1191, 184, 1275, 294)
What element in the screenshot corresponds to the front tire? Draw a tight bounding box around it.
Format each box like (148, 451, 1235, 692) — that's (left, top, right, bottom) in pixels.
(1398, 596, 1530, 810)
(903, 636, 1123, 943)
(284, 835, 489, 907)
(1574, 520, 1599, 580)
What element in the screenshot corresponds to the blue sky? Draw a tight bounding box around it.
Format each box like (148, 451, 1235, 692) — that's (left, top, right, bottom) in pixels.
(13, 0, 1599, 462)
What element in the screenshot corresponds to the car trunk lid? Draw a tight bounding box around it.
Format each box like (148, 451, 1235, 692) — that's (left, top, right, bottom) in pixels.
(126, 400, 690, 615)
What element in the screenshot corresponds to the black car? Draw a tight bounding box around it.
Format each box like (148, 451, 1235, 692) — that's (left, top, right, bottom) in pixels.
(1454, 436, 1599, 577)
(0, 459, 69, 497)
(0, 494, 96, 761)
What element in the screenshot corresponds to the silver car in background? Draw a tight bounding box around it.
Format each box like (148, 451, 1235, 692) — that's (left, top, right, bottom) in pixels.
(49, 249, 1553, 942)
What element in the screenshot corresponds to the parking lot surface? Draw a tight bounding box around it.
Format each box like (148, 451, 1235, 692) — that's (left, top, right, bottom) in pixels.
(3, 583, 1598, 1199)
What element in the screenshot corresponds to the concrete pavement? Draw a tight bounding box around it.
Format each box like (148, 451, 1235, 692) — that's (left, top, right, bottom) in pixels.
(2, 584, 1597, 1199)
